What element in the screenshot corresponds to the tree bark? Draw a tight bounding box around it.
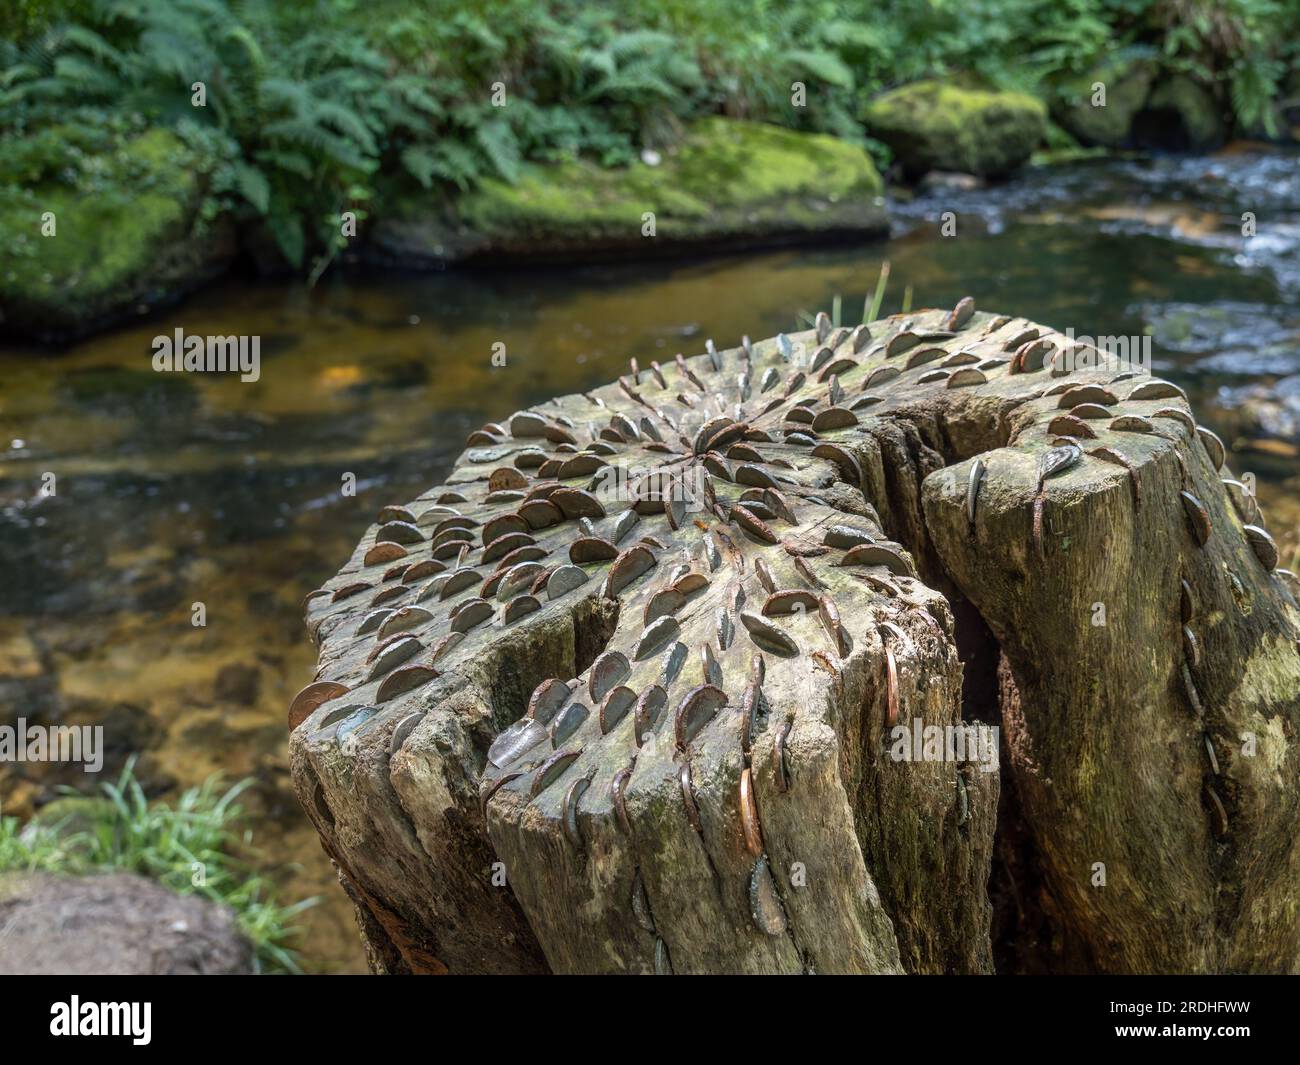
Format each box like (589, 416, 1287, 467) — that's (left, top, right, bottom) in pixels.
(289, 303, 1300, 973)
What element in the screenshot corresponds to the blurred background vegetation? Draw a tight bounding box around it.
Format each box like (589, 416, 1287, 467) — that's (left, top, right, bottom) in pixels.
(3, 0, 1298, 276)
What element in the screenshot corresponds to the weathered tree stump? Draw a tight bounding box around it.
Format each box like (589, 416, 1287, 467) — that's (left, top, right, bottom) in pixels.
(289, 302, 1300, 974)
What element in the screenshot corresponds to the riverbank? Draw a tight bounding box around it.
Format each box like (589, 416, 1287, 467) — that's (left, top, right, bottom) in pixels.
(0, 116, 891, 343)
(3, 1, 1299, 343)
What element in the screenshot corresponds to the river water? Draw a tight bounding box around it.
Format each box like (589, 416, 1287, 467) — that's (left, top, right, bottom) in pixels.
(2, 145, 1298, 972)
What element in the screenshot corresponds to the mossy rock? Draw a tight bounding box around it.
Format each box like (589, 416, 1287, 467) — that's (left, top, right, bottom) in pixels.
(862, 81, 1047, 178)
(368, 118, 887, 265)
(1052, 59, 1157, 148)
(1142, 75, 1226, 150)
(0, 127, 235, 343)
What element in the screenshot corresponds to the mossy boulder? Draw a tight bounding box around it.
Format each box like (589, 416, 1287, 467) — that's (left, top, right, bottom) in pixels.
(862, 81, 1047, 178)
(1142, 75, 1226, 150)
(368, 118, 887, 266)
(28, 796, 117, 835)
(1052, 58, 1156, 147)
(0, 125, 235, 343)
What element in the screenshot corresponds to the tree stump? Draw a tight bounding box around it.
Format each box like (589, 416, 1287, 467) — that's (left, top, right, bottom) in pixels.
(289, 302, 1300, 974)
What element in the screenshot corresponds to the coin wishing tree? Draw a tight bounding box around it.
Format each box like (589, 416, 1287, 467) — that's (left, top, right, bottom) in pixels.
(288, 300, 1300, 974)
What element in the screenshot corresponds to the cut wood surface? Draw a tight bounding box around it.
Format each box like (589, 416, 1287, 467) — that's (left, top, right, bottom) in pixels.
(289, 302, 1300, 974)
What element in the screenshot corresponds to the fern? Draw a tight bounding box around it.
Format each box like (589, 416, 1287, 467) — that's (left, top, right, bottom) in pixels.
(60, 25, 128, 74)
(399, 145, 440, 189)
(253, 147, 312, 179)
(1230, 55, 1281, 135)
(4, 0, 1300, 282)
(420, 141, 485, 191)
(785, 49, 856, 90)
(231, 160, 269, 213)
(475, 119, 521, 184)
(266, 195, 305, 267)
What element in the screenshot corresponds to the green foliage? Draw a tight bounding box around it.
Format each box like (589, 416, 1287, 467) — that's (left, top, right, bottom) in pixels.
(457, 117, 882, 244)
(0, 0, 438, 271)
(2, 0, 1298, 277)
(796, 259, 893, 333)
(1152, 0, 1296, 136)
(0, 760, 314, 974)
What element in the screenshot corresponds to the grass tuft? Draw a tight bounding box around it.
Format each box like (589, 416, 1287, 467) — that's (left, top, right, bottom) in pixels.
(0, 759, 314, 974)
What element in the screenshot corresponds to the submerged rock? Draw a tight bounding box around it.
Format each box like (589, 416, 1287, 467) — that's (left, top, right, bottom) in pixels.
(863, 80, 1047, 178)
(1218, 374, 1300, 445)
(368, 118, 887, 266)
(0, 872, 254, 975)
(0, 127, 235, 343)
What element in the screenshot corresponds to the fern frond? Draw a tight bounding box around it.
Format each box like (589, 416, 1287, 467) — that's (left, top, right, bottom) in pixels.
(231, 160, 270, 213)
(785, 49, 855, 90)
(474, 118, 521, 183)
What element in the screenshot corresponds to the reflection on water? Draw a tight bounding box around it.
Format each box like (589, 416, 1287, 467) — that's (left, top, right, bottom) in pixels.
(2, 147, 1298, 971)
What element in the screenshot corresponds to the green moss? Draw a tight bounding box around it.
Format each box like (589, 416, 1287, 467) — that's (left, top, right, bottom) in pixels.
(862, 81, 1047, 178)
(1052, 59, 1156, 147)
(0, 127, 220, 337)
(453, 117, 885, 248)
(1029, 145, 1113, 167)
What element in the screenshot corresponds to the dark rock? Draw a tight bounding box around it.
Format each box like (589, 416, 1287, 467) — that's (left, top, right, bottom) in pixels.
(1136, 75, 1227, 151)
(0, 873, 254, 975)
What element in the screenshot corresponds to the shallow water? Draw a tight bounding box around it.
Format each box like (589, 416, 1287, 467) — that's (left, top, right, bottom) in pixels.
(2, 145, 1298, 972)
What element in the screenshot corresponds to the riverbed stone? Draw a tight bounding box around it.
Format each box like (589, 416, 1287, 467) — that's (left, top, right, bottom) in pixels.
(862, 81, 1047, 178)
(368, 118, 887, 266)
(0, 126, 235, 342)
(215, 662, 262, 706)
(0, 872, 254, 974)
(1217, 375, 1300, 447)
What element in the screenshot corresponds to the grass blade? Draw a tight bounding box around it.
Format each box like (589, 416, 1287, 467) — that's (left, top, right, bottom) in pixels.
(867, 260, 890, 323)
